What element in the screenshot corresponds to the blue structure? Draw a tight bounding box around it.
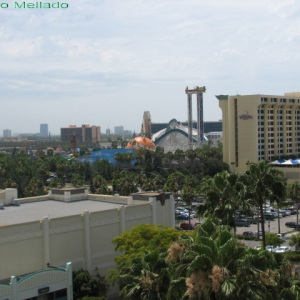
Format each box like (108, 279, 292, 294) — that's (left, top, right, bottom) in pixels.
(78, 148, 136, 166)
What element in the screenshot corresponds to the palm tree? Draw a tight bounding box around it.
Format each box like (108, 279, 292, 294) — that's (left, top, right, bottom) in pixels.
(244, 160, 281, 249)
(185, 149, 198, 172)
(118, 250, 170, 300)
(269, 170, 287, 234)
(288, 181, 300, 231)
(199, 171, 247, 235)
(167, 217, 278, 299)
(164, 172, 185, 197)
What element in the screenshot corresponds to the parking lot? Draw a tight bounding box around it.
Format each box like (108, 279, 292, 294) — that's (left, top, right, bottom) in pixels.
(176, 211, 300, 250)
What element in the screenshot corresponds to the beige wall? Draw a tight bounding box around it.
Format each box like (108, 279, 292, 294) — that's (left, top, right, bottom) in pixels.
(219, 93, 300, 174)
(0, 197, 174, 287)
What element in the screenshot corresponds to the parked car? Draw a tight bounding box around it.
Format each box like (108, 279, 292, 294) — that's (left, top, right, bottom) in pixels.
(266, 245, 277, 252)
(275, 246, 291, 253)
(264, 214, 275, 221)
(180, 222, 197, 230)
(285, 221, 299, 228)
(254, 245, 262, 250)
(177, 214, 189, 220)
(242, 231, 255, 236)
(235, 219, 250, 227)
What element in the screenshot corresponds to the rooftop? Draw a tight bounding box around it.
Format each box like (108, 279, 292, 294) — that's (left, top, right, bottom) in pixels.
(0, 200, 123, 226)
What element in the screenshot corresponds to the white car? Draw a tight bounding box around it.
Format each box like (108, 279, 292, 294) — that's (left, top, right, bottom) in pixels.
(266, 245, 277, 252)
(275, 246, 290, 253)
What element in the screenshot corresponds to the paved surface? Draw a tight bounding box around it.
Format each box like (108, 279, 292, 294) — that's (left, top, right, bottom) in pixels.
(176, 213, 300, 250)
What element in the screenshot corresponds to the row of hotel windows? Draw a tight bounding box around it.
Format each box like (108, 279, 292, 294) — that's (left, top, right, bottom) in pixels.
(261, 98, 299, 104)
(258, 143, 300, 149)
(259, 149, 295, 155)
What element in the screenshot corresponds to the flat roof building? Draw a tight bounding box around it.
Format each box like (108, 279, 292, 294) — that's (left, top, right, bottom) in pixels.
(0, 188, 174, 299)
(217, 92, 300, 174)
(61, 124, 101, 143)
(40, 123, 48, 137)
(3, 129, 12, 138)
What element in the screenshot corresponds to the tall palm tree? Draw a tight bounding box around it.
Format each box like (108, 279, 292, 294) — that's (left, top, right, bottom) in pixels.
(288, 181, 300, 231)
(167, 217, 277, 300)
(199, 171, 247, 235)
(269, 170, 287, 234)
(185, 149, 198, 172)
(244, 160, 280, 249)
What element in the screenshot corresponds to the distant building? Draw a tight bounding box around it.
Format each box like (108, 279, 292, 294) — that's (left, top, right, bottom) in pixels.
(123, 130, 132, 136)
(206, 132, 223, 146)
(3, 129, 12, 138)
(151, 121, 222, 135)
(61, 124, 101, 143)
(106, 128, 111, 136)
(114, 126, 124, 135)
(40, 124, 48, 137)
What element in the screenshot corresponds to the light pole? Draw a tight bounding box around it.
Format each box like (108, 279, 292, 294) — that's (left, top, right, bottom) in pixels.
(268, 220, 270, 233)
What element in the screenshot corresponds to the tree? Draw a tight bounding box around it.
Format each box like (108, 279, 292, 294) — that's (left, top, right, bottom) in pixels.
(199, 171, 247, 235)
(185, 149, 198, 172)
(288, 181, 300, 231)
(269, 170, 287, 234)
(265, 232, 282, 247)
(110, 223, 181, 269)
(167, 217, 284, 300)
(288, 232, 300, 248)
(244, 160, 281, 250)
(164, 171, 185, 196)
(117, 250, 169, 300)
(107, 223, 181, 296)
(24, 177, 46, 197)
(73, 269, 108, 300)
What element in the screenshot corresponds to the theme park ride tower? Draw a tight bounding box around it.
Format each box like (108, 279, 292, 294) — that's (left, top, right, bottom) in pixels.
(185, 86, 206, 148)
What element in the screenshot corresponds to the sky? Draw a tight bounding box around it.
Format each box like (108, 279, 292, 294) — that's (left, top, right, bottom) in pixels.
(1, 0, 300, 135)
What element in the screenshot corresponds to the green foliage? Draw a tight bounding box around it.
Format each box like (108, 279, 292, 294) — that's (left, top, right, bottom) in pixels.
(73, 269, 108, 300)
(111, 224, 181, 269)
(265, 232, 283, 247)
(289, 233, 300, 246)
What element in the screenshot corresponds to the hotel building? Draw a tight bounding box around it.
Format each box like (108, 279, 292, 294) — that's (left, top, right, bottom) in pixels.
(217, 92, 300, 175)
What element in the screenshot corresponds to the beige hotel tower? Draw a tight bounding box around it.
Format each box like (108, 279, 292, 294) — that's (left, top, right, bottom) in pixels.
(216, 92, 300, 174)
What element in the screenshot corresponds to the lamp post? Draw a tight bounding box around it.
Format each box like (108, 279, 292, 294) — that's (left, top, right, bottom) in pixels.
(268, 220, 270, 233)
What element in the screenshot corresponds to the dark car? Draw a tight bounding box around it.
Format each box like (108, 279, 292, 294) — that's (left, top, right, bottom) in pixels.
(177, 214, 189, 220)
(235, 219, 250, 227)
(264, 214, 275, 221)
(285, 221, 298, 228)
(180, 222, 196, 230)
(242, 231, 255, 236)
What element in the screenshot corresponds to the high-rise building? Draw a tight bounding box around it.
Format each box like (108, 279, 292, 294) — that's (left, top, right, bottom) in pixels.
(114, 126, 124, 135)
(61, 124, 101, 143)
(217, 92, 300, 173)
(3, 129, 12, 137)
(40, 124, 48, 137)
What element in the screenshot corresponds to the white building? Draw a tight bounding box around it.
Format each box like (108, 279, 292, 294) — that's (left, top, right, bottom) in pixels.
(0, 188, 175, 300)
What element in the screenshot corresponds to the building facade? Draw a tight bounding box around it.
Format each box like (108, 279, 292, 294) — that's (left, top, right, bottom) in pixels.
(0, 188, 174, 299)
(61, 124, 101, 143)
(3, 129, 12, 138)
(217, 92, 300, 173)
(114, 126, 124, 135)
(40, 123, 48, 137)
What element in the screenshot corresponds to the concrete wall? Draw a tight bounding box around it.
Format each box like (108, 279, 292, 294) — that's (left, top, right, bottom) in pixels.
(0, 197, 174, 286)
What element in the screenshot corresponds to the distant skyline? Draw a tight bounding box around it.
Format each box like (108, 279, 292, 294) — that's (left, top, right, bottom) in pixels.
(1, 0, 300, 134)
